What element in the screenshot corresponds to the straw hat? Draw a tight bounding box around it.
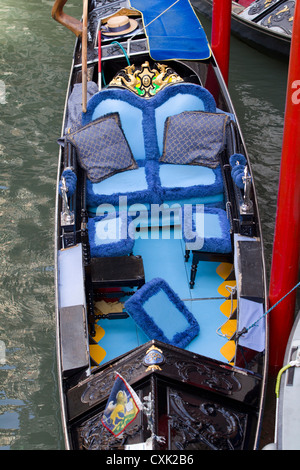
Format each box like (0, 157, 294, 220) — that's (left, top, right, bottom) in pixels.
(102, 16, 138, 36)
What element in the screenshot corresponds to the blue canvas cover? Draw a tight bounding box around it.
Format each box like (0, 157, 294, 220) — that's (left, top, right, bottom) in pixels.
(129, 0, 211, 60)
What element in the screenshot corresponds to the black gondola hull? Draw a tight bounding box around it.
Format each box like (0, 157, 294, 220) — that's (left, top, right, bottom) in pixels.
(192, 0, 291, 60)
(53, 0, 268, 451)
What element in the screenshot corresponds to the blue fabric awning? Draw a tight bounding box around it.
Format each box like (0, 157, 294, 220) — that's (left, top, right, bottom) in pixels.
(129, 0, 211, 61)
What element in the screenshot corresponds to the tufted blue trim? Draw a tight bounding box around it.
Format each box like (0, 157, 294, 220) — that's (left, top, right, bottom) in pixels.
(83, 88, 144, 126)
(144, 160, 163, 203)
(182, 206, 232, 253)
(82, 83, 221, 207)
(232, 166, 245, 189)
(229, 153, 247, 167)
(152, 83, 217, 113)
(124, 278, 200, 348)
(82, 83, 216, 163)
(83, 83, 216, 125)
(86, 164, 224, 208)
(229, 153, 248, 189)
(59, 169, 77, 197)
(88, 212, 135, 257)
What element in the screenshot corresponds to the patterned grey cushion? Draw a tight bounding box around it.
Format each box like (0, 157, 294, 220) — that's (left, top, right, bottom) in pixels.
(66, 113, 137, 183)
(160, 111, 229, 168)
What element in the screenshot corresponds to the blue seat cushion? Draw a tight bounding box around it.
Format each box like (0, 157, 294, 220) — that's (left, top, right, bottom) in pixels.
(84, 96, 146, 161)
(86, 160, 162, 208)
(182, 206, 232, 253)
(124, 278, 200, 348)
(159, 163, 224, 201)
(82, 83, 224, 208)
(87, 163, 224, 210)
(82, 83, 217, 163)
(160, 111, 229, 168)
(88, 212, 135, 257)
(66, 113, 137, 183)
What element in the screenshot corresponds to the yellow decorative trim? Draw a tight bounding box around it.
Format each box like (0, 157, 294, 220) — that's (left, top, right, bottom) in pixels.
(216, 262, 233, 280)
(146, 344, 163, 354)
(217, 280, 236, 298)
(220, 340, 236, 363)
(90, 343, 106, 364)
(220, 319, 237, 340)
(220, 299, 237, 318)
(146, 364, 162, 372)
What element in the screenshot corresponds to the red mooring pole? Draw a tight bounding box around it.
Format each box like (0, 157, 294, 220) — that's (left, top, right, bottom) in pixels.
(268, 1, 300, 375)
(211, 0, 232, 85)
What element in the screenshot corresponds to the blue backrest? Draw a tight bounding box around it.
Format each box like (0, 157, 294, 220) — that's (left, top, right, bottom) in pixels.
(82, 83, 217, 162)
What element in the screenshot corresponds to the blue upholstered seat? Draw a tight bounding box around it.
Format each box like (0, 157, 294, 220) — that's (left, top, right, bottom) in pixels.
(81, 83, 226, 211)
(87, 213, 135, 258)
(159, 163, 224, 202)
(183, 206, 232, 288)
(182, 206, 232, 253)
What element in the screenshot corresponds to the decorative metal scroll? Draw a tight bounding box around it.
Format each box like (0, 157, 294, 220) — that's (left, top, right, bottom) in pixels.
(248, 0, 279, 17)
(108, 61, 184, 98)
(260, 1, 295, 35)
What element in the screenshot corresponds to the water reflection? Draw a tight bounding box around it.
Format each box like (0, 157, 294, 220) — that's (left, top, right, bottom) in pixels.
(0, 0, 79, 450)
(228, 37, 288, 273)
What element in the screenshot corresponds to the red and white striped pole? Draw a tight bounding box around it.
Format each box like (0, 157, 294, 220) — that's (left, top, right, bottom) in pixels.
(98, 29, 102, 90)
(269, 1, 300, 375)
(211, 0, 232, 86)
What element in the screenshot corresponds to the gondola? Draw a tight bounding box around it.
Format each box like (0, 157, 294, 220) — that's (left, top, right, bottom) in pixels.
(264, 310, 300, 450)
(52, 0, 268, 450)
(192, 0, 294, 60)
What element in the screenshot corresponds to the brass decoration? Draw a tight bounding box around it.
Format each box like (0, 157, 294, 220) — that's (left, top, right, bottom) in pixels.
(143, 344, 165, 371)
(109, 61, 183, 98)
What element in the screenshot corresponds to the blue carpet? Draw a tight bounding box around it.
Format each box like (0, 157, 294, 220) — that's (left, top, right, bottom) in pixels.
(184, 298, 228, 363)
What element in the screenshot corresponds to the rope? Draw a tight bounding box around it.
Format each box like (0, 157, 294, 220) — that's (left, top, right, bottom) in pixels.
(142, 0, 181, 29)
(236, 281, 300, 340)
(216, 284, 236, 339)
(110, 41, 131, 66)
(275, 364, 292, 398)
(59, 168, 77, 197)
(273, 362, 293, 444)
